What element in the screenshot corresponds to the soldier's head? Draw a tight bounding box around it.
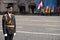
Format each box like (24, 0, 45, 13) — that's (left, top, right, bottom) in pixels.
(7, 6, 13, 13)
(6, 5, 13, 13)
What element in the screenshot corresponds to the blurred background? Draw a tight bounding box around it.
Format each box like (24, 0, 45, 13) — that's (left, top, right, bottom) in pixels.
(0, 0, 60, 16)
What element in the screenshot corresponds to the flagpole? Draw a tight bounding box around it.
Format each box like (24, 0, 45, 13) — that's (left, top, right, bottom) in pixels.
(36, 0, 39, 15)
(36, 0, 43, 15)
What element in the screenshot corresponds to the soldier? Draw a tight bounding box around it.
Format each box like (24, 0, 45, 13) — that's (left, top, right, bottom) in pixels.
(2, 4, 16, 40)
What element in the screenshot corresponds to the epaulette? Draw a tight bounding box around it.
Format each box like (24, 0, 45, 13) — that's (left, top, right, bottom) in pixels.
(12, 14, 15, 17)
(12, 14, 14, 15)
(2, 14, 7, 20)
(3, 14, 7, 17)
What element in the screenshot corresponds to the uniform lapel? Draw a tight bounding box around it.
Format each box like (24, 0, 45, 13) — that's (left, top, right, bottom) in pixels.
(7, 13, 12, 21)
(11, 14, 13, 20)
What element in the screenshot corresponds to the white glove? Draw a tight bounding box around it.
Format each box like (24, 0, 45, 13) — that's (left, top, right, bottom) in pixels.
(14, 33, 16, 36)
(4, 34, 7, 37)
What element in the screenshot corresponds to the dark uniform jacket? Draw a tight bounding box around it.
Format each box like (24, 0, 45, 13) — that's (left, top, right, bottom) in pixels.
(2, 12, 16, 34)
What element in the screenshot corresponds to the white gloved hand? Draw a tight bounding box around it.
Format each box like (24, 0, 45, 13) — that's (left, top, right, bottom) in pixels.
(4, 34, 7, 37)
(14, 33, 16, 36)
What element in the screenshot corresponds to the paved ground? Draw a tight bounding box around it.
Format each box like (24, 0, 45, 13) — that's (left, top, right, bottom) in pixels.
(0, 15, 60, 40)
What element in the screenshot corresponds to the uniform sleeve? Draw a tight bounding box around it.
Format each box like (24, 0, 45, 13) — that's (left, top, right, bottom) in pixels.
(14, 15, 16, 33)
(2, 15, 7, 34)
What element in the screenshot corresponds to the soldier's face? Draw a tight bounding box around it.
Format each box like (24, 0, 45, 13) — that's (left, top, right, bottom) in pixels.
(7, 7, 13, 13)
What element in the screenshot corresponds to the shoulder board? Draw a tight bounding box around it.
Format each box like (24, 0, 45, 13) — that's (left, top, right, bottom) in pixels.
(12, 14, 14, 15)
(3, 14, 7, 17)
(12, 14, 15, 16)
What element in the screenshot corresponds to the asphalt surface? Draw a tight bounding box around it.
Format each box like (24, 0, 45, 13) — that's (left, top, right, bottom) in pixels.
(0, 15, 60, 40)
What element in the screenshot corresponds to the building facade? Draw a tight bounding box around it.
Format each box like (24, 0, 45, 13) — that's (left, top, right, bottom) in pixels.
(0, 0, 60, 15)
(0, 0, 36, 14)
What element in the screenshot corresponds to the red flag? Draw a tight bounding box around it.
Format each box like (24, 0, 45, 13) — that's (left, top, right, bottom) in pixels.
(38, 0, 43, 10)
